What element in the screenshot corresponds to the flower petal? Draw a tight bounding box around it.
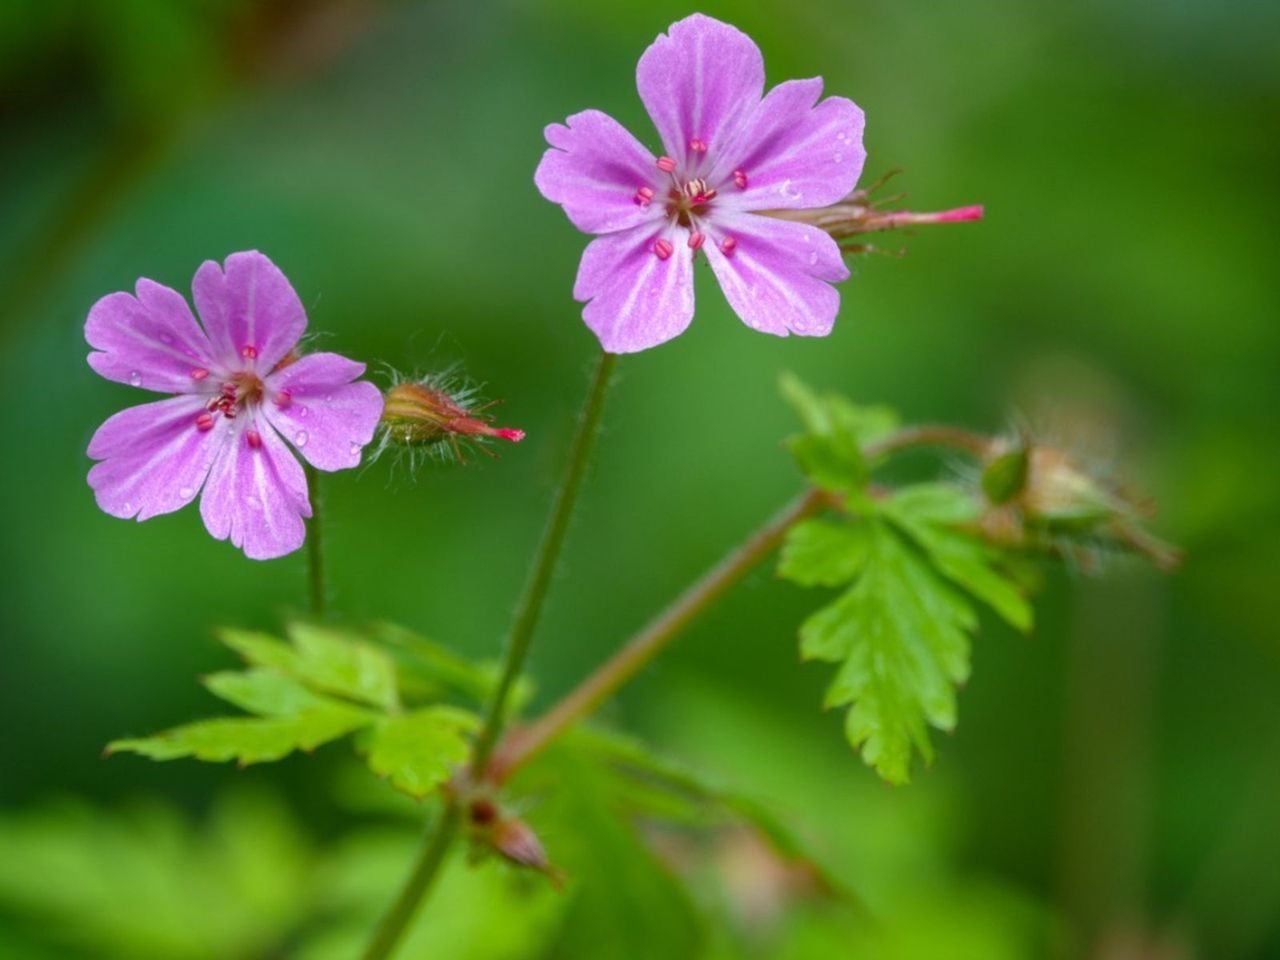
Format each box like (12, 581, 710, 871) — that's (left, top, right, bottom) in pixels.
(712, 78, 865, 211)
(704, 213, 849, 338)
(535, 110, 666, 235)
(86, 279, 220, 393)
(199, 414, 310, 560)
(87, 394, 229, 521)
(261, 353, 384, 472)
(636, 14, 764, 169)
(573, 223, 695, 353)
(192, 251, 307, 372)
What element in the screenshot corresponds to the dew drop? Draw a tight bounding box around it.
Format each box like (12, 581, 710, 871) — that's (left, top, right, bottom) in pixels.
(324, 394, 334, 402)
(294, 430, 309, 448)
(297, 406, 309, 418)
(122, 501, 133, 514)
(245, 495, 262, 510)
(808, 251, 819, 266)
(178, 486, 194, 500)
(834, 152, 843, 162)
(349, 441, 363, 460)
(128, 371, 142, 386)
(159, 332, 174, 345)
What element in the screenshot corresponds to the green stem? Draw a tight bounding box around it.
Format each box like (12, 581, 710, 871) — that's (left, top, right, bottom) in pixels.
(488, 487, 831, 782)
(304, 464, 326, 618)
(356, 350, 616, 960)
(359, 805, 461, 960)
(470, 349, 617, 773)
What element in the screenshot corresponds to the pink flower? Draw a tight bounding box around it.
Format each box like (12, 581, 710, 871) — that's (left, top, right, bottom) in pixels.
(535, 13, 866, 353)
(85, 251, 384, 560)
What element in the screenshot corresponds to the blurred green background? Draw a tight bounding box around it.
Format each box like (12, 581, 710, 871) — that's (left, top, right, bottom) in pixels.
(2, 0, 1278, 957)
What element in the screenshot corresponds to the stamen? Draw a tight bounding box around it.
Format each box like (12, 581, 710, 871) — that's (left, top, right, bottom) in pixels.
(732, 169, 749, 189)
(653, 239, 674, 260)
(245, 429, 262, 450)
(274, 389, 292, 408)
(689, 138, 708, 153)
(656, 156, 677, 173)
(688, 231, 705, 250)
(241, 345, 258, 359)
(190, 367, 209, 381)
(634, 186, 655, 207)
(720, 236, 737, 257)
(195, 413, 215, 432)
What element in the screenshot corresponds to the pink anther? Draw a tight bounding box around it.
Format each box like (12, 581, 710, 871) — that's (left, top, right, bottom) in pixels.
(245, 429, 262, 450)
(689, 138, 708, 153)
(688, 231, 705, 250)
(241, 345, 258, 359)
(634, 185, 655, 207)
(195, 413, 215, 432)
(656, 156, 677, 173)
(190, 367, 209, 381)
(273, 389, 292, 408)
(720, 236, 737, 257)
(653, 239, 674, 260)
(732, 169, 748, 189)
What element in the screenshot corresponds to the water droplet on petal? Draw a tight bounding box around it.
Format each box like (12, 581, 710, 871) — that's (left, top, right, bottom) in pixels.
(834, 152, 843, 162)
(122, 501, 133, 514)
(246, 495, 262, 510)
(808, 251, 818, 266)
(294, 430, 309, 448)
(297, 406, 309, 418)
(349, 441, 363, 460)
(128, 371, 142, 386)
(324, 394, 334, 402)
(178, 486, 194, 500)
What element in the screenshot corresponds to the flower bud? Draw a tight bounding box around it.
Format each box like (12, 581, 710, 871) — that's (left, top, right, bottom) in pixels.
(465, 795, 563, 886)
(379, 376, 524, 464)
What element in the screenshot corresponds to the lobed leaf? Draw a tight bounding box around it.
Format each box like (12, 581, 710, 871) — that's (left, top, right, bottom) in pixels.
(107, 706, 372, 765)
(357, 706, 478, 799)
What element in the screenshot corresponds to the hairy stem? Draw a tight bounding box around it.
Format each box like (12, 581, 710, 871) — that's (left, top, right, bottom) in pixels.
(864, 424, 991, 459)
(359, 805, 461, 960)
(488, 487, 831, 783)
(304, 464, 326, 618)
(358, 352, 617, 960)
(471, 349, 618, 773)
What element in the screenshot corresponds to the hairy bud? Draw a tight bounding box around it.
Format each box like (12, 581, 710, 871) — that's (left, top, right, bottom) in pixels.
(465, 796, 563, 886)
(377, 374, 524, 465)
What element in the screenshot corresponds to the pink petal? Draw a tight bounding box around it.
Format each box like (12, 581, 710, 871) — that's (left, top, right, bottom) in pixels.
(87, 394, 229, 521)
(86, 279, 219, 393)
(191, 251, 307, 372)
(261, 353, 384, 472)
(199, 413, 310, 560)
(573, 223, 695, 353)
(636, 14, 764, 169)
(704, 213, 849, 338)
(712, 78, 865, 212)
(535, 110, 666, 235)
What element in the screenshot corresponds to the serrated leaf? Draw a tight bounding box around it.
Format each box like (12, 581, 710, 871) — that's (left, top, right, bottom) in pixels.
(358, 707, 477, 799)
(108, 706, 372, 765)
(202, 668, 333, 717)
(780, 374, 901, 492)
(882, 484, 1033, 632)
(797, 521, 975, 784)
(285, 623, 401, 711)
(369, 622, 494, 704)
(219, 628, 302, 674)
(778, 518, 873, 587)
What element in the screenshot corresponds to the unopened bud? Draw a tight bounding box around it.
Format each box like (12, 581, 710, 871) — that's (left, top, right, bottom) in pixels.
(465, 796, 564, 886)
(379, 377, 524, 464)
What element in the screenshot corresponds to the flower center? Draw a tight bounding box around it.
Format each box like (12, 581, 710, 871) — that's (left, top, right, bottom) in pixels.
(666, 178, 717, 227)
(193, 372, 267, 433)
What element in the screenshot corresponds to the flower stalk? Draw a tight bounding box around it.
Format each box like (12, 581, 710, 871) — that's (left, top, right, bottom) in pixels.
(304, 463, 326, 618)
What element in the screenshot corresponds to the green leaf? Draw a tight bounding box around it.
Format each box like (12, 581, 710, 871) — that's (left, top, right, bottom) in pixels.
(368, 622, 494, 704)
(285, 623, 401, 711)
(778, 518, 873, 587)
(219, 624, 401, 711)
(202, 668, 334, 717)
(797, 521, 975, 784)
(358, 707, 477, 799)
(779, 373, 901, 492)
(108, 706, 372, 765)
(882, 484, 1033, 632)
